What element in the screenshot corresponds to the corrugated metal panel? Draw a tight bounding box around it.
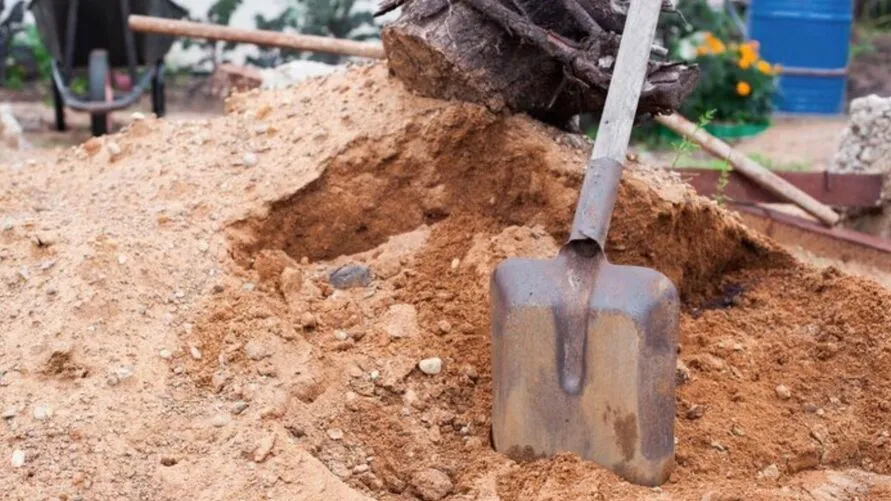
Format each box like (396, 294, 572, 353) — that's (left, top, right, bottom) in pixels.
(748, 0, 853, 114)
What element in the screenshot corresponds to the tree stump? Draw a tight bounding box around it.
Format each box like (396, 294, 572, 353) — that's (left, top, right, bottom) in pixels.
(378, 0, 699, 128)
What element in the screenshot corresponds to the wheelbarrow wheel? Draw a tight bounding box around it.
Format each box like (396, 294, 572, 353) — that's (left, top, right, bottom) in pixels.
(52, 78, 66, 132)
(89, 49, 110, 137)
(151, 62, 166, 118)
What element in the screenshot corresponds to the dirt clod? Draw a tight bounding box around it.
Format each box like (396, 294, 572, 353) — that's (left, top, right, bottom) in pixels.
(410, 468, 453, 501)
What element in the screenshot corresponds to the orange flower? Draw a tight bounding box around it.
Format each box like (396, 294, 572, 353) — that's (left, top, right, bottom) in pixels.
(737, 81, 752, 96)
(739, 41, 759, 69)
(704, 32, 726, 54)
(756, 60, 772, 74)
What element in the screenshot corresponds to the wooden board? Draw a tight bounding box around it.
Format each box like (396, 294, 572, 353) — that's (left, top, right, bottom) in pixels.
(670, 169, 884, 209)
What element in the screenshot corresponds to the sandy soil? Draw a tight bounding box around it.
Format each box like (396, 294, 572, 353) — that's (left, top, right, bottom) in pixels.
(2, 62, 891, 501)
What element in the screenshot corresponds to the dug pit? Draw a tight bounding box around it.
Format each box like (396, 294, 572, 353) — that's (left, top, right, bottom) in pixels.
(192, 65, 891, 499)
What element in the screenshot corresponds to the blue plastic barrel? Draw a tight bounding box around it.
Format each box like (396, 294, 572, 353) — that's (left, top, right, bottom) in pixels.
(747, 0, 853, 114)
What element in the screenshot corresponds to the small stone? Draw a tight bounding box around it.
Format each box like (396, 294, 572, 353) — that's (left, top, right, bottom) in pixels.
(329, 265, 372, 289)
(131, 112, 146, 121)
(419, 358, 443, 376)
(115, 366, 134, 381)
(685, 405, 704, 420)
(242, 282, 256, 292)
(11, 449, 25, 468)
(32, 231, 58, 247)
(775, 385, 792, 400)
(117, 255, 128, 265)
(2, 407, 18, 419)
(242, 153, 258, 167)
(160, 456, 179, 467)
(33, 404, 53, 421)
(1, 217, 14, 232)
(254, 434, 276, 463)
(759, 463, 780, 480)
(190, 346, 203, 360)
(383, 304, 419, 339)
(327, 428, 344, 440)
(159, 349, 172, 360)
(810, 424, 829, 444)
(232, 401, 249, 415)
(464, 437, 483, 450)
(353, 464, 370, 474)
(334, 330, 350, 341)
(244, 341, 270, 361)
(369, 370, 380, 381)
(300, 312, 317, 329)
(450, 258, 460, 270)
(710, 441, 727, 452)
(676, 359, 691, 385)
(436, 320, 452, 335)
(106, 141, 122, 157)
(212, 414, 230, 427)
(198, 240, 210, 253)
(410, 468, 453, 501)
(731, 425, 746, 437)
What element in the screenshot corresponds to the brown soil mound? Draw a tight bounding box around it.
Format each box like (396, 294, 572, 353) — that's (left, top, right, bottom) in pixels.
(2, 62, 890, 500)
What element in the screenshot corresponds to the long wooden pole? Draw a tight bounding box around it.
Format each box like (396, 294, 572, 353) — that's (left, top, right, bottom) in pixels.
(129, 15, 840, 226)
(655, 113, 840, 226)
(128, 15, 386, 60)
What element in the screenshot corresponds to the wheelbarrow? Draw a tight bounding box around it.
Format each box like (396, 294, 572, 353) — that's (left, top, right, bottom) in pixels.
(29, 0, 188, 136)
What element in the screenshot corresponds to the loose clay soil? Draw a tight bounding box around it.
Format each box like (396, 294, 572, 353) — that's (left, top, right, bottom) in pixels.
(2, 62, 891, 501)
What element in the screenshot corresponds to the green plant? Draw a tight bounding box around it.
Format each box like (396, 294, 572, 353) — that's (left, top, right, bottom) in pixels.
(4, 24, 52, 87)
(252, 0, 379, 67)
(677, 35, 779, 125)
(180, 0, 244, 69)
(671, 109, 714, 167)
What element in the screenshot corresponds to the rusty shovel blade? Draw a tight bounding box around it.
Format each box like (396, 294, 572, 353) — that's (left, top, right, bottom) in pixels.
(490, 242, 679, 486)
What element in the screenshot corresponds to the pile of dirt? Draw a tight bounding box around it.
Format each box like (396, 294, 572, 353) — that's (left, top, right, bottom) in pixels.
(2, 62, 891, 501)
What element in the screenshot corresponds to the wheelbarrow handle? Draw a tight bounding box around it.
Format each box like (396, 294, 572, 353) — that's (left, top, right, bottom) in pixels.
(569, 0, 664, 249)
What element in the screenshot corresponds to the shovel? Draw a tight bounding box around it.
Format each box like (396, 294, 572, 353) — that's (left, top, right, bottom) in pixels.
(490, 0, 679, 487)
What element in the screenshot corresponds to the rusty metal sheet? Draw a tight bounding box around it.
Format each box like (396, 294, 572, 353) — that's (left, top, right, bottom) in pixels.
(669, 169, 884, 208)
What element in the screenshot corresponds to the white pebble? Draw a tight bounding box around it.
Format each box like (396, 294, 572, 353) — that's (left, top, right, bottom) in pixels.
(117, 255, 128, 265)
(334, 330, 350, 341)
(33, 404, 53, 421)
(212, 414, 230, 427)
(419, 358, 443, 376)
(775, 385, 792, 400)
(327, 429, 344, 440)
(131, 112, 146, 121)
(11, 450, 25, 468)
(107, 141, 122, 156)
(243, 153, 259, 167)
(159, 349, 172, 360)
(450, 258, 460, 270)
(198, 240, 210, 253)
(190, 346, 203, 360)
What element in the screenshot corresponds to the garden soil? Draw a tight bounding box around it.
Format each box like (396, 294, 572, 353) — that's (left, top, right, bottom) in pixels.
(2, 62, 891, 501)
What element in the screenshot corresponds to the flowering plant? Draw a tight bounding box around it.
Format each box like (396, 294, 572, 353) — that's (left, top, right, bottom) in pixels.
(675, 32, 780, 125)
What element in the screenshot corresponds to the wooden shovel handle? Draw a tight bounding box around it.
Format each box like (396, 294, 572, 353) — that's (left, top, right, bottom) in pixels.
(656, 113, 840, 227)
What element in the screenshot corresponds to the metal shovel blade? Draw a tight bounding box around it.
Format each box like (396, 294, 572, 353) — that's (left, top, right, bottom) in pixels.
(490, 241, 679, 486)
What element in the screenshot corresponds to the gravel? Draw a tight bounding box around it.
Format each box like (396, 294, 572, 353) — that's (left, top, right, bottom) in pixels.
(419, 358, 443, 376)
(329, 264, 372, 289)
(410, 468, 453, 501)
(775, 385, 792, 400)
(11, 449, 25, 468)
